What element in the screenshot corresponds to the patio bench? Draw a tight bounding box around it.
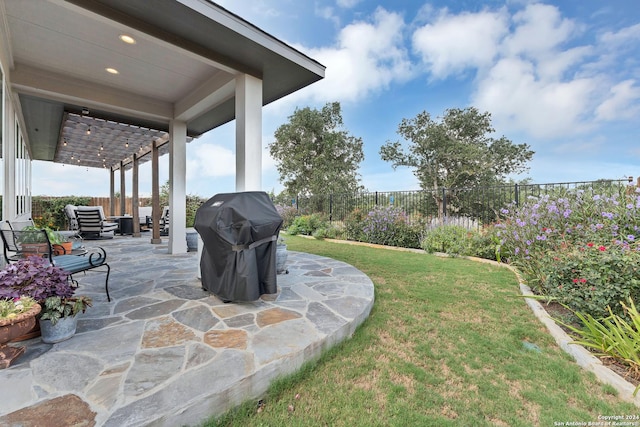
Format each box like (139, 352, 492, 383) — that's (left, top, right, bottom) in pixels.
(0, 227, 112, 301)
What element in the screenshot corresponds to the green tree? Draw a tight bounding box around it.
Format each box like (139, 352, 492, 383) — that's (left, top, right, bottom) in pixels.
(269, 102, 365, 210)
(380, 107, 534, 218)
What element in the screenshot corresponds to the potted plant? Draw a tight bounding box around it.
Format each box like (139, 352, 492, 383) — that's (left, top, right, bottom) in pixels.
(39, 296, 92, 343)
(21, 226, 72, 255)
(17, 226, 50, 257)
(0, 256, 91, 343)
(0, 296, 41, 368)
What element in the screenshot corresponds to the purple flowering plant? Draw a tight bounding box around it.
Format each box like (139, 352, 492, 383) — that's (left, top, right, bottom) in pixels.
(496, 186, 640, 317)
(361, 205, 421, 248)
(0, 255, 74, 301)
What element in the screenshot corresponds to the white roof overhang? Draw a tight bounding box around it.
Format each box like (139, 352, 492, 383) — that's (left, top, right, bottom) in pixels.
(0, 0, 325, 170)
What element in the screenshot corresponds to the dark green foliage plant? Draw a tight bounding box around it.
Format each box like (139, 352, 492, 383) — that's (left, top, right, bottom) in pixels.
(32, 196, 91, 230)
(40, 295, 92, 325)
(555, 297, 640, 396)
(421, 225, 474, 255)
(287, 214, 328, 236)
(539, 244, 640, 319)
(343, 208, 366, 242)
(473, 227, 501, 261)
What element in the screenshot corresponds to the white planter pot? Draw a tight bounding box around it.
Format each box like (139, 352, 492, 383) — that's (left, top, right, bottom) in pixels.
(40, 316, 78, 344)
(276, 244, 288, 274)
(186, 228, 198, 252)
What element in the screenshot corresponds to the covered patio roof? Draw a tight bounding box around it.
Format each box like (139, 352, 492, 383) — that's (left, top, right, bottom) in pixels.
(1, 0, 325, 168)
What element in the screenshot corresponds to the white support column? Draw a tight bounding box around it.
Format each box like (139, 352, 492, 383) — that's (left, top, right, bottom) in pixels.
(168, 120, 187, 254)
(2, 99, 15, 221)
(235, 74, 263, 191)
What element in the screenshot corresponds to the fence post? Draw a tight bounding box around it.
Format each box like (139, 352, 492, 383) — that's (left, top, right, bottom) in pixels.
(375, 191, 378, 205)
(329, 194, 333, 223)
(296, 195, 299, 211)
(514, 183, 520, 206)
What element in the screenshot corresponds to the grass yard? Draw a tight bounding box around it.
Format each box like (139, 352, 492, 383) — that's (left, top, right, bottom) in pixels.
(204, 236, 638, 426)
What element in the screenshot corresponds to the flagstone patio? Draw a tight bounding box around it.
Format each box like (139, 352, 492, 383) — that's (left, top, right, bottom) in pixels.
(0, 236, 374, 426)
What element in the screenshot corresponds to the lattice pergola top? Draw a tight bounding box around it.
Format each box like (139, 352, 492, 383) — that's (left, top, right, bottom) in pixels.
(55, 113, 190, 171)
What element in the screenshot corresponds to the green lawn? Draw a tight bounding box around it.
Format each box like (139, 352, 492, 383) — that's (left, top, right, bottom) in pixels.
(204, 236, 637, 426)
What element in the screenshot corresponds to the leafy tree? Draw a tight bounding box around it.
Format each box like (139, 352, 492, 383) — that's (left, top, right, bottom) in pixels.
(380, 107, 534, 218)
(269, 102, 365, 210)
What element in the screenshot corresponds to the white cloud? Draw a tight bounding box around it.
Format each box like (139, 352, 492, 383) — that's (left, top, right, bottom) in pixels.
(186, 144, 235, 181)
(502, 3, 579, 59)
(595, 79, 640, 121)
(336, 0, 362, 8)
(600, 23, 640, 45)
(289, 7, 413, 104)
(473, 57, 598, 138)
(412, 9, 508, 79)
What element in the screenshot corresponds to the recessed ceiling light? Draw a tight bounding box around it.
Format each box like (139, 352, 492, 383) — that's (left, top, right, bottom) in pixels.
(119, 34, 136, 44)
(106, 67, 119, 75)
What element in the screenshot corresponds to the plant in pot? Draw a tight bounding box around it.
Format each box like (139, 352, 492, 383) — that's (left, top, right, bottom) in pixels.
(21, 226, 71, 255)
(39, 296, 92, 343)
(0, 256, 91, 343)
(17, 226, 50, 257)
(0, 296, 41, 368)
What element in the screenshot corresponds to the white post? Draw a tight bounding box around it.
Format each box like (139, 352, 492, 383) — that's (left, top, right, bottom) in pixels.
(235, 74, 263, 191)
(2, 98, 15, 221)
(169, 120, 187, 254)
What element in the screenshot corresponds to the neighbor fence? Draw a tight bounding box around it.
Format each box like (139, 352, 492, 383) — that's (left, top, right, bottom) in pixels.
(288, 178, 636, 229)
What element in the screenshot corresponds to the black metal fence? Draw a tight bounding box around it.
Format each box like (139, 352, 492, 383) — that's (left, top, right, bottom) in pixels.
(287, 178, 634, 229)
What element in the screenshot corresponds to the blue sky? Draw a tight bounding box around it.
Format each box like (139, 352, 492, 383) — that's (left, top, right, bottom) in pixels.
(33, 0, 640, 197)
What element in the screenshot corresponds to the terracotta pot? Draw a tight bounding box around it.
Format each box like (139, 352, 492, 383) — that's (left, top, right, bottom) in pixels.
(0, 304, 42, 369)
(53, 241, 73, 255)
(21, 243, 49, 257)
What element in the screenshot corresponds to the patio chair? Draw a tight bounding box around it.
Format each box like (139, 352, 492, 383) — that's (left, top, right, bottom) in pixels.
(75, 206, 118, 240)
(160, 206, 170, 236)
(0, 227, 112, 301)
(64, 204, 79, 231)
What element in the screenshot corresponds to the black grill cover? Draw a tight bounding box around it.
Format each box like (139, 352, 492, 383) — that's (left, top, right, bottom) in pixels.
(194, 191, 283, 302)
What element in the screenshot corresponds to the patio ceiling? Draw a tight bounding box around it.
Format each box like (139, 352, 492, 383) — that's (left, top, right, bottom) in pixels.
(1, 0, 325, 169)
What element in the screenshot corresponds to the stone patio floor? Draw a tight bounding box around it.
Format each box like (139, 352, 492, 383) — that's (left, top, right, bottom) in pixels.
(0, 236, 374, 426)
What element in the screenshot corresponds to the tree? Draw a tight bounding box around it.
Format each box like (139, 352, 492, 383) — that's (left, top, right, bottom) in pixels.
(380, 107, 534, 218)
(269, 102, 365, 208)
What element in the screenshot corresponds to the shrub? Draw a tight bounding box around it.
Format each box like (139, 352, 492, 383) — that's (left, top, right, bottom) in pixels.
(275, 204, 299, 229)
(343, 208, 366, 242)
(469, 226, 501, 261)
(496, 185, 640, 317)
(312, 226, 340, 240)
(539, 243, 640, 318)
(421, 225, 474, 256)
(287, 213, 328, 236)
(361, 206, 421, 248)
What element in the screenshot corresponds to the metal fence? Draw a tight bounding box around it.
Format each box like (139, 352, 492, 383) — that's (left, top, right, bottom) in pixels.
(288, 178, 635, 229)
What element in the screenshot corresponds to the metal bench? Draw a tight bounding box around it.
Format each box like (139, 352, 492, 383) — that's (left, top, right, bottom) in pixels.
(0, 227, 112, 301)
